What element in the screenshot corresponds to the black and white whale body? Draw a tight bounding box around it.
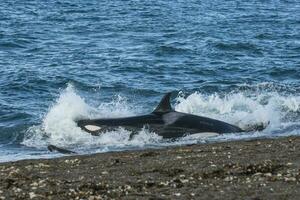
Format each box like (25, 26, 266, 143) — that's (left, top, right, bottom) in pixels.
(76, 93, 244, 138)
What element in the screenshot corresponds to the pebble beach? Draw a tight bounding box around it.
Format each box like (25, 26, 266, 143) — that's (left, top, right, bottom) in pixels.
(1, 136, 300, 200)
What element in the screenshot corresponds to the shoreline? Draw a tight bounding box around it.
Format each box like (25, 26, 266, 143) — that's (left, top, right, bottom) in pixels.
(1, 136, 300, 199)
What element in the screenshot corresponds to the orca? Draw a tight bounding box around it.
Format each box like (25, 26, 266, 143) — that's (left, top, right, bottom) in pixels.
(76, 93, 246, 139)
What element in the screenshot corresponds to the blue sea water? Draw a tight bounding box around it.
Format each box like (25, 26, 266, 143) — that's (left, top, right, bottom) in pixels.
(1, 0, 300, 162)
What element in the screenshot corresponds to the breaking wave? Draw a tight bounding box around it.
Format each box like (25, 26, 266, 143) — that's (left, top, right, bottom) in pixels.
(22, 83, 300, 154)
(22, 84, 162, 152)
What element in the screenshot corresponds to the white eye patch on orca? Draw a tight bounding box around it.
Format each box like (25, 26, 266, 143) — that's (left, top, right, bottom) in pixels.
(84, 125, 101, 132)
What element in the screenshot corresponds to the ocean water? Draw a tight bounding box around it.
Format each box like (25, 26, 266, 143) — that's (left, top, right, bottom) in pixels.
(1, 0, 300, 162)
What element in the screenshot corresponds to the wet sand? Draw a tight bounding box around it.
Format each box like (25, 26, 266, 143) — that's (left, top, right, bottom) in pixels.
(1, 136, 300, 200)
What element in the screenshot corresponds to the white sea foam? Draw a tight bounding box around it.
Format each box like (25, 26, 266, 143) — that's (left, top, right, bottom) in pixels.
(175, 92, 279, 130)
(22, 84, 162, 151)
(22, 84, 300, 155)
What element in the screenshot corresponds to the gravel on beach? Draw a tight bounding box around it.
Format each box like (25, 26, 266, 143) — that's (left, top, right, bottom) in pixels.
(1, 136, 300, 200)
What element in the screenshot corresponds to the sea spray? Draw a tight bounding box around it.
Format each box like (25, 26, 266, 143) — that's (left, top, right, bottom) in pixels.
(175, 92, 281, 131)
(22, 84, 93, 148)
(22, 84, 300, 157)
(22, 85, 162, 150)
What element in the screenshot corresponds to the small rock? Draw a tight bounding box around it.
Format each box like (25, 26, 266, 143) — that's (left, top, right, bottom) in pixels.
(30, 182, 38, 187)
(101, 171, 109, 175)
(253, 172, 262, 176)
(181, 179, 189, 183)
(174, 193, 181, 196)
(29, 192, 37, 199)
(25, 165, 33, 170)
(264, 173, 272, 177)
(158, 181, 169, 187)
(15, 188, 22, 193)
(124, 185, 131, 190)
(284, 177, 296, 182)
(89, 196, 101, 200)
(224, 176, 233, 182)
(35, 163, 50, 168)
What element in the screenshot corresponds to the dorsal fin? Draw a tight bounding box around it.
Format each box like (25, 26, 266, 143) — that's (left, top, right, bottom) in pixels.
(153, 92, 173, 113)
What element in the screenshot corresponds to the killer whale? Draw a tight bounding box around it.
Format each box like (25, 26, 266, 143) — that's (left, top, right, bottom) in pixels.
(76, 93, 244, 138)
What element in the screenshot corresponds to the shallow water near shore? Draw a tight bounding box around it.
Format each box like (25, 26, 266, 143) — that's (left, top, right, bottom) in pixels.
(1, 0, 300, 162)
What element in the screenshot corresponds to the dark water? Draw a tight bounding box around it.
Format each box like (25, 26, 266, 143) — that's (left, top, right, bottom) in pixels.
(1, 0, 300, 162)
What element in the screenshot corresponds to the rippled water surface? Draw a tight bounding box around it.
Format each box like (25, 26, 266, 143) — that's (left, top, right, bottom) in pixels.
(1, 0, 300, 162)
